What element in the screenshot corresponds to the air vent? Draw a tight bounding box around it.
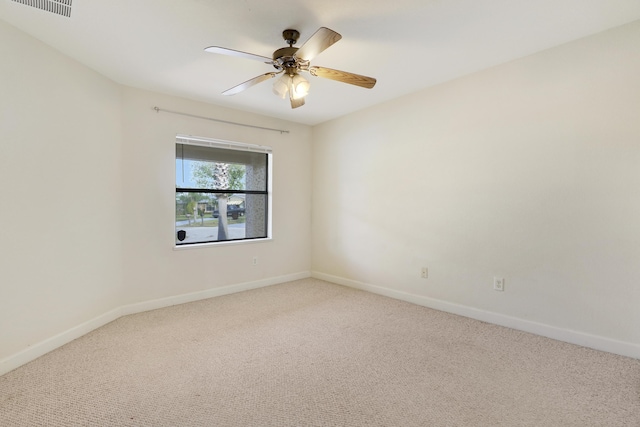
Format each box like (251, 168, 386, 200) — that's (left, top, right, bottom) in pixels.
(11, 0, 72, 17)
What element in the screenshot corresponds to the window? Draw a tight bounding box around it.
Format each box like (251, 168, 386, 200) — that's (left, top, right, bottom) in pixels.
(175, 135, 271, 246)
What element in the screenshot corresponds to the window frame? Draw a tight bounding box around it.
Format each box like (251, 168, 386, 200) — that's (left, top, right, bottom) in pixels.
(174, 134, 273, 248)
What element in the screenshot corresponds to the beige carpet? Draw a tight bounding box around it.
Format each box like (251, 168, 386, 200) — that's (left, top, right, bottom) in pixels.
(1, 278, 639, 426)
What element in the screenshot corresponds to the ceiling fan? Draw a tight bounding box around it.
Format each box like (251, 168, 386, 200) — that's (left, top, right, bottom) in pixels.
(205, 27, 377, 109)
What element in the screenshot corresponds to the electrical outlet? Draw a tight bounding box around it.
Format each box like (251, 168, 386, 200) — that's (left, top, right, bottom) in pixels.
(252, 256, 258, 266)
(421, 267, 428, 279)
(493, 277, 505, 292)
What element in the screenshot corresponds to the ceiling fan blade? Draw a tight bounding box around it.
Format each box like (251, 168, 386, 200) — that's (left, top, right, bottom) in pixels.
(204, 46, 274, 64)
(295, 27, 342, 61)
(222, 72, 278, 96)
(309, 66, 377, 89)
(290, 95, 305, 109)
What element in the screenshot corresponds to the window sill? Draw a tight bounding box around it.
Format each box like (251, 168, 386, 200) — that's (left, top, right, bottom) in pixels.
(173, 237, 272, 251)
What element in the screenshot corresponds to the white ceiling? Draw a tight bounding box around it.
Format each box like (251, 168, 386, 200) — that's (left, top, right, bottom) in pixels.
(2, 0, 640, 125)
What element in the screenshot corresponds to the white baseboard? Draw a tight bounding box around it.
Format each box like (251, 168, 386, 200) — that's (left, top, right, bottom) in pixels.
(119, 271, 311, 316)
(0, 307, 123, 377)
(311, 271, 640, 360)
(0, 271, 311, 376)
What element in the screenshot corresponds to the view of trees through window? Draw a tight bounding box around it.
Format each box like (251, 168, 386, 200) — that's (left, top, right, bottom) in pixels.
(175, 140, 269, 245)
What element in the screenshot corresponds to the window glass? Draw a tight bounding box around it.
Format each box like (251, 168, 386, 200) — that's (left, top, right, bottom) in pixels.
(175, 140, 270, 245)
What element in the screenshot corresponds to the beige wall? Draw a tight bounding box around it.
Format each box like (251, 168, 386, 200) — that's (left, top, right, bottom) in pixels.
(0, 20, 124, 359)
(311, 21, 640, 356)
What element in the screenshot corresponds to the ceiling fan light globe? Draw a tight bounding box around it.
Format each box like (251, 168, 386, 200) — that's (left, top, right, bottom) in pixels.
(272, 74, 290, 99)
(291, 74, 310, 99)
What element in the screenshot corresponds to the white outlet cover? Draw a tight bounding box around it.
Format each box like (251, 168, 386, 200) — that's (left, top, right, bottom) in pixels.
(493, 277, 505, 291)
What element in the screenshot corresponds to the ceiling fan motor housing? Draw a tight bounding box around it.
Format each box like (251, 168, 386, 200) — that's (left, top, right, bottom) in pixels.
(272, 46, 299, 71)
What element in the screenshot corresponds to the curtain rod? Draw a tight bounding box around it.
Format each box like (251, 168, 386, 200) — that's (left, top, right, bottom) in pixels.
(153, 107, 290, 134)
